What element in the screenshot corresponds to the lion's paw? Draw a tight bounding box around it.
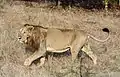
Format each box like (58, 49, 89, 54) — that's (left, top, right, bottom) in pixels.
(39, 57, 45, 67)
(24, 58, 32, 66)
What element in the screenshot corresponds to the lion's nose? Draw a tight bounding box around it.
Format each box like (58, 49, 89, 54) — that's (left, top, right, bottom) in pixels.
(18, 37, 21, 39)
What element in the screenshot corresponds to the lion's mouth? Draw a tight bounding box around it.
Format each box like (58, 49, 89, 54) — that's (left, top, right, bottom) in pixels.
(18, 39, 27, 44)
(18, 37, 28, 44)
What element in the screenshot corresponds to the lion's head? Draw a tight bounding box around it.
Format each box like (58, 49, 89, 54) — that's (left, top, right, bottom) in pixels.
(18, 25, 45, 50)
(18, 26, 34, 44)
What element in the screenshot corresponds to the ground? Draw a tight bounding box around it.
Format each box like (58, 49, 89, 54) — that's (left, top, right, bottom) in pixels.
(0, 1, 120, 77)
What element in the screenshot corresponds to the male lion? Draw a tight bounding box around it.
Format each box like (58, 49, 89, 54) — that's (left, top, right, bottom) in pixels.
(18, 24, 110, 66)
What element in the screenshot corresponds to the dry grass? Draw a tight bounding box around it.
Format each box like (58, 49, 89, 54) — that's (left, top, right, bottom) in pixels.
(0, 1, 120, 77)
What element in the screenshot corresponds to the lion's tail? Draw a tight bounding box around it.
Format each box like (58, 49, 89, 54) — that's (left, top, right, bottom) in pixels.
(88, 28, 110, 42)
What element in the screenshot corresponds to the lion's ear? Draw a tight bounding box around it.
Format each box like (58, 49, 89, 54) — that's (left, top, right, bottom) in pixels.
(27, 26, 34, 31)
(24, 24, 29, 26)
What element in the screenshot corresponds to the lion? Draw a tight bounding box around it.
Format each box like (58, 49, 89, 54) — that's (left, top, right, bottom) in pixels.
(18, 24, 110, 66)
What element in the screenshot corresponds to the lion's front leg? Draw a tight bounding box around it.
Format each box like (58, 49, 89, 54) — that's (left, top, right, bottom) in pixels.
(24, 41, 46, 66)
(24, 51, 45, 66)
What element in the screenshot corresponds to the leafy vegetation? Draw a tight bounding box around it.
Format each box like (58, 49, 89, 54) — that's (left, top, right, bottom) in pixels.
(0, 0, 119, 10)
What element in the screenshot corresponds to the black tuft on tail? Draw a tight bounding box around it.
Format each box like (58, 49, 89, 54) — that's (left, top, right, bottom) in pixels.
(102, 28, 109, 33)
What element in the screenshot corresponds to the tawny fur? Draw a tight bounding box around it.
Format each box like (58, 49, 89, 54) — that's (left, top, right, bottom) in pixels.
(18, 24, 110, 66)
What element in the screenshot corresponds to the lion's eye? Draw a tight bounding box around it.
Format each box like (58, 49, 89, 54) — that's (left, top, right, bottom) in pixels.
(27, 36, 29, 39)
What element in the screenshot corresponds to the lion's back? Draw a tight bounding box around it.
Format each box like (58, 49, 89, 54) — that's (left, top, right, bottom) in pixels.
(46, 28, 74, 49)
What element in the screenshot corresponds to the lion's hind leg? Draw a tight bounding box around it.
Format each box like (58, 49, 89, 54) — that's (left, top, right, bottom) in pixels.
(70, 36, 86, 63)
(81, 43, 97, 65)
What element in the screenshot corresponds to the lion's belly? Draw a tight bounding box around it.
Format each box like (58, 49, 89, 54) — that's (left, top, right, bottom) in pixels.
(46, 29, 73, 50)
